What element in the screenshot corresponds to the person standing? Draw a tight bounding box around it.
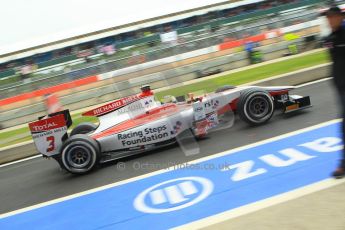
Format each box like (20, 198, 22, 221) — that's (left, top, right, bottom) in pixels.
(323, 6, 345, 178)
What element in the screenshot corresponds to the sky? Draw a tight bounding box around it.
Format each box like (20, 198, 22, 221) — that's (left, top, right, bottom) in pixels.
(0, 0, 225, 55)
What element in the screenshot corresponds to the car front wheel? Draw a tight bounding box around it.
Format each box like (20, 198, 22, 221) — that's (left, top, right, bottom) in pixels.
(237, 88, 274, 125)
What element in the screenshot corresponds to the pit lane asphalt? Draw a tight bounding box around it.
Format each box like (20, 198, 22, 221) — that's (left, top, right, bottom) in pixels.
(0, 80, 340, 214)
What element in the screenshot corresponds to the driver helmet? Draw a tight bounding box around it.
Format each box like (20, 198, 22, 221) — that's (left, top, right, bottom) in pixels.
(140, 85, 151, 92)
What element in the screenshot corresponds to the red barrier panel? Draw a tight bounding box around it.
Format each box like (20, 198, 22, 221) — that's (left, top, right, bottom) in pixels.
(218, 33, 267, 51)
(0, 76, 98, 106)
(218, 39, 243, 50)
(244, 34, 266, 43)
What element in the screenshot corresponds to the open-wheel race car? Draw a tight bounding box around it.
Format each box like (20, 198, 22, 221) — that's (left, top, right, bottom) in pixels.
(29, 85, 311, 174)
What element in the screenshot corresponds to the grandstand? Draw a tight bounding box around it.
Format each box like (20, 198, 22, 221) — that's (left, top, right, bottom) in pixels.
(0, 0, 322, 86)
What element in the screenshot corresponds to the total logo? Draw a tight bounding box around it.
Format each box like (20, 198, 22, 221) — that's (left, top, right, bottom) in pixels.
(133, 177, 213, 213)
(31, 122, 58, 132)
(30, 120, 60, 132)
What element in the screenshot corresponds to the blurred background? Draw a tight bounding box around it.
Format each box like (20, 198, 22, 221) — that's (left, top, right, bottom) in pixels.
(0, 0, 342, 142)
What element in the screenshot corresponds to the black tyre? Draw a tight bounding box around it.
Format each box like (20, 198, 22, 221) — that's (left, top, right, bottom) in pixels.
(70, 122, 97, 136)
(237, 88, 274, 125)
(60, 134, 100, 174)
(215, 85, 236, 93)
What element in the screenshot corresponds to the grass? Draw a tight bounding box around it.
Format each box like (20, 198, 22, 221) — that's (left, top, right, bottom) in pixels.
(0, 50, 330, 148)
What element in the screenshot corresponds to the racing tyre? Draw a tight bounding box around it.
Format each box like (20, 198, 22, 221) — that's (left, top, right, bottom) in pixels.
(237, 88, 274, 125)
(60, 134, 100, 174)
(70, 122, 97, 136)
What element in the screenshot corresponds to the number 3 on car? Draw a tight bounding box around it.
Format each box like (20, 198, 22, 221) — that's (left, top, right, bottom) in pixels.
(29, 113, 69, 157)
(46, 136, 55, 152)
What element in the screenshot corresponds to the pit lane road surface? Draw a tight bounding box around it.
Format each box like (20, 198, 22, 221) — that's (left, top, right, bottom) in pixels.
(0, 79, 340, 216)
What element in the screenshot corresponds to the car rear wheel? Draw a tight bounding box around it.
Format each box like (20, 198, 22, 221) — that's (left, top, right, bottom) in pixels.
(60, 134, 100, 174)
(237, 88, 274, 125)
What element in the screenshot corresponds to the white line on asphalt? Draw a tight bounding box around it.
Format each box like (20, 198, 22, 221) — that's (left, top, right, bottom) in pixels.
(295, 77, 332, 88)
(0, 118, 342, 219)
(0, 155, 41, 169)
(174, 178, 345, 230)
(0, 140, 34, 152)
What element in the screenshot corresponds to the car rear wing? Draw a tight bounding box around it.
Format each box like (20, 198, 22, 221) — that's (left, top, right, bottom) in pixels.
(28, 110, 72, 157)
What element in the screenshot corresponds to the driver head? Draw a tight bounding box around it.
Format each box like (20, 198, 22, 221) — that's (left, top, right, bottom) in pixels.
(140, 85, 151, 92)
(322, 6, 345, 31)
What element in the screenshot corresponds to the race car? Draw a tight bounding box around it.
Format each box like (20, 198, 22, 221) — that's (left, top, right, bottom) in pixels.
(28, 85, 311, 174)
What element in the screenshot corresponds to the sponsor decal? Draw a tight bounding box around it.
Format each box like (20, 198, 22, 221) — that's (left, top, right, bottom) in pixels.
(194, 98, 221, 122)
(116, 100, 145, 115)
(193, 102, 206, 121)
(281, 94, 289, 101)
(171, 121, 183, 135)
(206, 112, 219, 128)
(83, 95, 142, 116)
(204, 99, 220, 110)
(194, 112, 219, 135)
(210, 100, 220, 109)
(92, 101, 124, 115)
(134, 177, 213, 213)
(118, 125, 171, 147)
(30, 122, 58, 132)
(29, 114, 66, 133)
(144, 99, 153, 106)
(286, 104, 299, 111)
